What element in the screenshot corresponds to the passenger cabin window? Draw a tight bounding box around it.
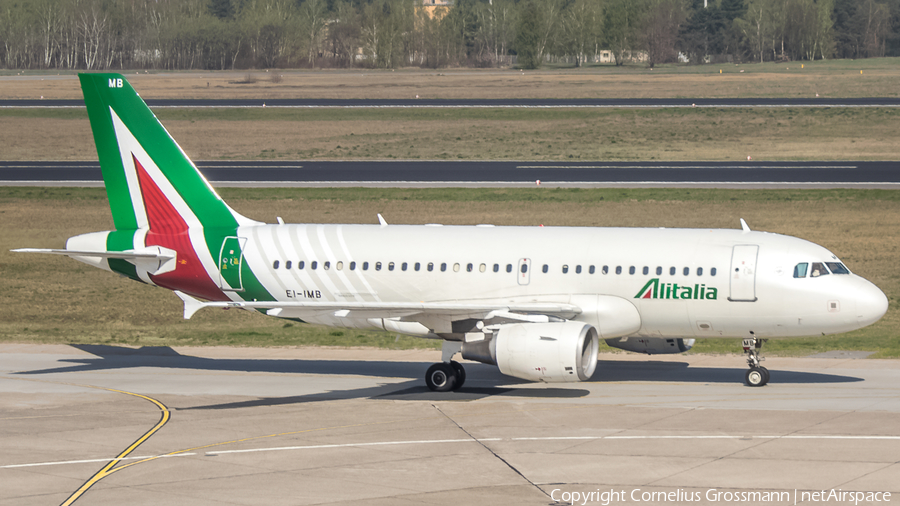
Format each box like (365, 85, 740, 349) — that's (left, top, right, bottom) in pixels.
(273, 260, 280, 269)
(401, 262, 407, 271)
(428, 262, 434, 272)
(453, 263, 460, 272)
(479, 264, 486, 273)
(711, 267, 717, 276)
(589, 265, 595, 274)
(466, 263, 473, 272)
(602, 265, 609, 274)
(349, 261, 355, 271)
(506, 264, 513, 273)
(285, 260, 292, 269)
(793, 263, 809, 278)
(656, 266, 662, 275)
(415, 262, 421, 271)
(441, 263, 447, 272)
(336, 261, 343, 270)
(311, 261, 318, 270)
(362, 261, 369, 270)
(576, 265, 582, 274)
(683, 267, 689, 276)
(826, 262, 850, 275)
(697, 267, 703, 276)
(521, 264, 528, 273)
(562, 265, 569, 274)
(615, 266, 622, 275)
(642, 266, 649, 275)
(493, 264, 499, 272)
(669, 267, 676, 275)
(810, 262, 829, 277)
(375, 262, 382, 271)
(542, 264, 549, 273)
(324, 261, 331, 270)
(299, 261, 305, 269)
(388, 262, 395, 271)
(629, 266, 635, 275)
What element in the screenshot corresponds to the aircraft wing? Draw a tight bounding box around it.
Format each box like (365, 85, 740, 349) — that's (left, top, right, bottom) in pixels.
(175, 291, 581, 326)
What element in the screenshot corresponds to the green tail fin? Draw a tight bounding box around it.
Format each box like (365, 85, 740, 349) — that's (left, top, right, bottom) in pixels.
(79, 73, 252, 232)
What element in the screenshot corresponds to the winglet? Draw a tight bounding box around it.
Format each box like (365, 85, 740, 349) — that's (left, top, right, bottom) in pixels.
(377, 214, 388, 227)
(740, 218, 751, 233)
(175, 290, 205, 320)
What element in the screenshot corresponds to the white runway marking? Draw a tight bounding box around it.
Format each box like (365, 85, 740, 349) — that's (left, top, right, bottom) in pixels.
(516, 165, 859, 169)
(206, 438, 503, 455)
(9, 434, 898, 470)
(1, 452, 195, 469)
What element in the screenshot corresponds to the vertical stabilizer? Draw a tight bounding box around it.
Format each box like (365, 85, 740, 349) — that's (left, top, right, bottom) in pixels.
(79, 73, 255, 231)
(77, 73, 266, 301)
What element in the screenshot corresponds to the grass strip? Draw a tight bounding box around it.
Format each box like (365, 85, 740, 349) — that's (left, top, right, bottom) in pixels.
(2, 107, 899, 162)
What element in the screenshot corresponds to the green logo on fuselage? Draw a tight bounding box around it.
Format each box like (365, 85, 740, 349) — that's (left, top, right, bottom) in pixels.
(635, 278, 718, 300)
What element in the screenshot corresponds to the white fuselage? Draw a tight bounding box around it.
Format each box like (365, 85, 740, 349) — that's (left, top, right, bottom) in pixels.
(232, 224, 887, 340)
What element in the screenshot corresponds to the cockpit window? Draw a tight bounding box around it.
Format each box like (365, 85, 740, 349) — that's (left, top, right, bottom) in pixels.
(793, 263, 808, 278)
(810, 262, 830, 277)
(826, 262, 850, 275)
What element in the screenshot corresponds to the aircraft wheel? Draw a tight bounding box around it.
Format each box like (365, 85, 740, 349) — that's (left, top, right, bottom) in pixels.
(425, 363, 457, 392)
(745, 367, 767, 387)
(759, 366, 770, 385)
(450, 361, 466, 390)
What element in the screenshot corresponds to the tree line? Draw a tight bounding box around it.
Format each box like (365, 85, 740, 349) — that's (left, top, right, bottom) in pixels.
(2, 0, 899, 71)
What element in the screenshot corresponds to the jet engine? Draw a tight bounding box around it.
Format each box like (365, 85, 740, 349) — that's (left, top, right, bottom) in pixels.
(604, 337, 695, 355)
(461, 321, 599, 382)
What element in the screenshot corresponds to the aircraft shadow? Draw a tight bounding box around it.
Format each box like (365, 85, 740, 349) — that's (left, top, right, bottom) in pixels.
(592, 359, 864, 384)
(13, 345, 864, 409)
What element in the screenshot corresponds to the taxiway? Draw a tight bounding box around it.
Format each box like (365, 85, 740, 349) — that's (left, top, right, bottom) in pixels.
(2, 344, 899, 505)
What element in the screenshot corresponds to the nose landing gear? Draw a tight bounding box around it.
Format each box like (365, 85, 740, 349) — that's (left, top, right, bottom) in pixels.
(743, 333, 769, 387)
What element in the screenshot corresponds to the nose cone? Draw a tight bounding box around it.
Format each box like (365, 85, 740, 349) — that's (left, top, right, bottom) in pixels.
(855, 278, 889, 328)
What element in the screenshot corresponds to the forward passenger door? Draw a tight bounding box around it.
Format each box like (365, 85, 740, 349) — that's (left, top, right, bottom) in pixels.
(728, 245, 758, 302)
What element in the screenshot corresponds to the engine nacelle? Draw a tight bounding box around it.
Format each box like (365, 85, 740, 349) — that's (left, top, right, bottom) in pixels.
(462, 321, 599, 383)
(605, 337, 695, 354)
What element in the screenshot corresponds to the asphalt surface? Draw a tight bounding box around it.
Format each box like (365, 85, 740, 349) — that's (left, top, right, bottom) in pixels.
(3, 97, 900, 108)
(3, 344, 899, 505)
(2, 160, 898, 188)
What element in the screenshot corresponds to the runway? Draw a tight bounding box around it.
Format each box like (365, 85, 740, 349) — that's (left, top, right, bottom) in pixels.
(3, 344, 899, 505)
(2, 160, 899, 188)
(3, 97, 900, 108)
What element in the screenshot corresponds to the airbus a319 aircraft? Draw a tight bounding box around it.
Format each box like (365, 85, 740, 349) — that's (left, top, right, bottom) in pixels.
(16, 74, 888, 391)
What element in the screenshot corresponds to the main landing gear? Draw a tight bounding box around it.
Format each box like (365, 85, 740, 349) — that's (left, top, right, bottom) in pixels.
(425, 341, 466, 392)
(742, 333, 769, 387)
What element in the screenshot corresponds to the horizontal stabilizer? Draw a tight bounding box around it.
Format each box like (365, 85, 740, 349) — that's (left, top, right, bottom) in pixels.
(12, 248, 174, 260)
(13, 246, 177, 276)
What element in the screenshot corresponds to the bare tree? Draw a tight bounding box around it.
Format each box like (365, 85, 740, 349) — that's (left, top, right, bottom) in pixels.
(328, 0, 361, 67)
(561, 0, 604, 67)
(643, 0, 686, 68)
(476, 0, 517, 66)
(604, 0, 646, 65)
(299, 0, 327, 66)
(79, 3, 108, 69)
(856, 0, 890, 57)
